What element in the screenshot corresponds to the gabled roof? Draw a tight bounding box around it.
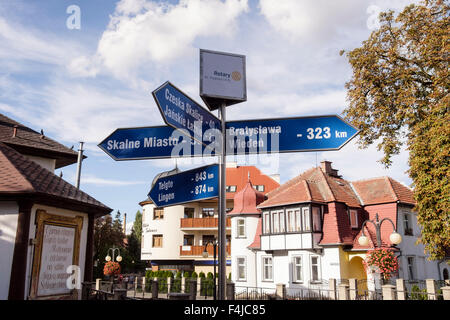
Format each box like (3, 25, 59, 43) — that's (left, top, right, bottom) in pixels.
(258, 167, 361, 208)
(351, 176, 415, 206)
(0, 113, 80, 169)
(0, 142, 111, 216)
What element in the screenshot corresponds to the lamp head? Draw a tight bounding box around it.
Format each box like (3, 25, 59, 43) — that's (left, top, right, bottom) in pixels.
(105, 255, 111, 262)
(358, 235, 369, 246)
(389, 232, 402, 245)
(116, 255, 123, 262)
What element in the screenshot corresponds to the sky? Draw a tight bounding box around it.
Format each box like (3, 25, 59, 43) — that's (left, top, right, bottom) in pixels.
(0, 0, 420, 234)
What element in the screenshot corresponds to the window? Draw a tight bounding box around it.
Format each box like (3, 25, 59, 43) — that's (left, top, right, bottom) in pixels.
(226, 185, 237, 192)
(152, 235, 163, 248)
(253, 185, 265, 192)
(153, 208, 164, 220)
(202, 235, 215, 245)
(237, 257, 246, 281)
(407, 256, 416, 280)
(310, 256, 320, 282)
(184, 207, 194, 218)
(202, 207, 215, 217)
(312, 207, 322, 231)
(349, 209, 358, 229)
(237, 218, 246, 238)
(272, 211, 279, 233)
(403, 212, 413, 236)
(293, 256, 303, 282)
(263, 212, 271, 234)
(287, 210, 294, 232)
(183, 235, 194, 246)
(279, 211, 285, 233)
(302, 207, 310, 231)
(262, 257, 273, 281)
(295, 209, 301, 232)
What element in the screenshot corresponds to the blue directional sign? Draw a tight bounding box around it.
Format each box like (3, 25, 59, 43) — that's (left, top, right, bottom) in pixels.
(152, 81, 221, 145)
(226, 115, 359, 155)
(148, 164, 219, 207)
(98, 126, 217, 160)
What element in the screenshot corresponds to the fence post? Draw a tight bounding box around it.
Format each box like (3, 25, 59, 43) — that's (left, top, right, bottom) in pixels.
(95, 278, 101, 291)
(152, 279, 159, 299)
(441, 286, 450, 300)
(142, 277, 146, 293)
(349, 278, 358, 300)
(276, 283, 286, 300)
(396, 279, 406, 300)
(189, 280, 197, 300)
(167, 277, 172, 294)
(338, 283, 349, 300)
(182, 276, 186, 293)
(329, 278, 337, 300)
(197, 278, 201, 297)
(227, 282, 235, 300)
(426, 279, 437, 300)
(382, 284, 396, 300)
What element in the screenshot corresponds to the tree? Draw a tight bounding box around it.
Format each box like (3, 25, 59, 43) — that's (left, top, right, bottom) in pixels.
(133, 210, 142, 244)
(342, 0, 449, 259)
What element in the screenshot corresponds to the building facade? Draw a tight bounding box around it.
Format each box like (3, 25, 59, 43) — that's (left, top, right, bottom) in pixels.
(140, 163, 280, 275)
(230, 161, 448, 293)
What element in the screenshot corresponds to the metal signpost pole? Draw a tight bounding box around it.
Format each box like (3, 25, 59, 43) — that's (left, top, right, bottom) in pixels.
(218, 102, 227, 300)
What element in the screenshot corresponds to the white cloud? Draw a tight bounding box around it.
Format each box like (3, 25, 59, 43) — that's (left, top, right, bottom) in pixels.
(71, 0, 249, 79)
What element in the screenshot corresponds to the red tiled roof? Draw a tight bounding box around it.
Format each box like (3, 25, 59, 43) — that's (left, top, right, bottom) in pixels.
(0, 142, 111, 215)
(0, 113, 79, 169)
(351, 177, 415, 206)
(259, 167, 361, 208)
(226, 165, 279, 200)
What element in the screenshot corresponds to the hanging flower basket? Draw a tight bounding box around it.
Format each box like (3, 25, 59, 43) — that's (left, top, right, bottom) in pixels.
(103, 261, 121, 277)
(363, 248, 399, 281)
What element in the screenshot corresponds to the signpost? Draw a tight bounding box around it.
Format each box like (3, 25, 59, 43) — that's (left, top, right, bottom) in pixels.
(98, 49, 360, 300)
(98, 125, 216, 161)
(226, 115, 359, 155)
(148, 164, 219, 208)
(152, 81, 221, 145)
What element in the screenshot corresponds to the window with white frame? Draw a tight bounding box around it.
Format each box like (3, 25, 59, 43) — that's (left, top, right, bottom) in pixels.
(302, 207, 311, 231)
(262, 256, 273, 281)
(349, 209, 358, 229)
(310, 256, 321, 282)
(236, 257, 246, 281)
(272, 211, 279, 233)
(407, 256, 416, 280)
(279, 211, 285, 233)
(312, 207, 322, 231)
(293, 256, 303, 283)
(263, 212, 271, 234)
(287, 210, 295, 232)
(295, 209, 301, 232)
(236, 218, 246, 238)
(403, 212, 413, 236)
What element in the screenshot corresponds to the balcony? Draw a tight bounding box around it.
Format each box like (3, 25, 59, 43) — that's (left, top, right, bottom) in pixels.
(179, 245, 231, 257)
(180, 217, 231, 229)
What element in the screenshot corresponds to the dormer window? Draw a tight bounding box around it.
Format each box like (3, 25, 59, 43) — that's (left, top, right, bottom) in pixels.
(349, 209, 358, 229)
(226, 185, 237, 192)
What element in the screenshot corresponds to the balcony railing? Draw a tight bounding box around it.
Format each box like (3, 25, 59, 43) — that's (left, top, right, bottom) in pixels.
(179, 245, 231, 257)
(180, 217, 231, 229)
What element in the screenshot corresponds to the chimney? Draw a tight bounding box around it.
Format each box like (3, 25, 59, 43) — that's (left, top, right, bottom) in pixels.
(320, 161, 340, 177)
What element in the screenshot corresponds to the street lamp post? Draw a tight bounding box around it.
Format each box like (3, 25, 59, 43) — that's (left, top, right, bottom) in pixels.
(105, 246, 123, 263)
(358, 213, 402, 248)
(202, 240, 218, 300)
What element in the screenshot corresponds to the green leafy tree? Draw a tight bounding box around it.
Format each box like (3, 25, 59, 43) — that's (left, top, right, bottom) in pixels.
(342, 0, 449, 259)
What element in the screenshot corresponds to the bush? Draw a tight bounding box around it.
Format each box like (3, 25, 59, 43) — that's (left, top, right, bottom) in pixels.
(199, 272, 205, 278)
(410, 285, 428, 300)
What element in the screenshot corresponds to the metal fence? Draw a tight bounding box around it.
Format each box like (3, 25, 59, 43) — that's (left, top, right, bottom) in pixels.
(235, 286, 276, 300)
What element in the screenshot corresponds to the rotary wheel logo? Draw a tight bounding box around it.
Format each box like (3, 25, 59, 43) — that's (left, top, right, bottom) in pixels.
(231, 71, 241, 81)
